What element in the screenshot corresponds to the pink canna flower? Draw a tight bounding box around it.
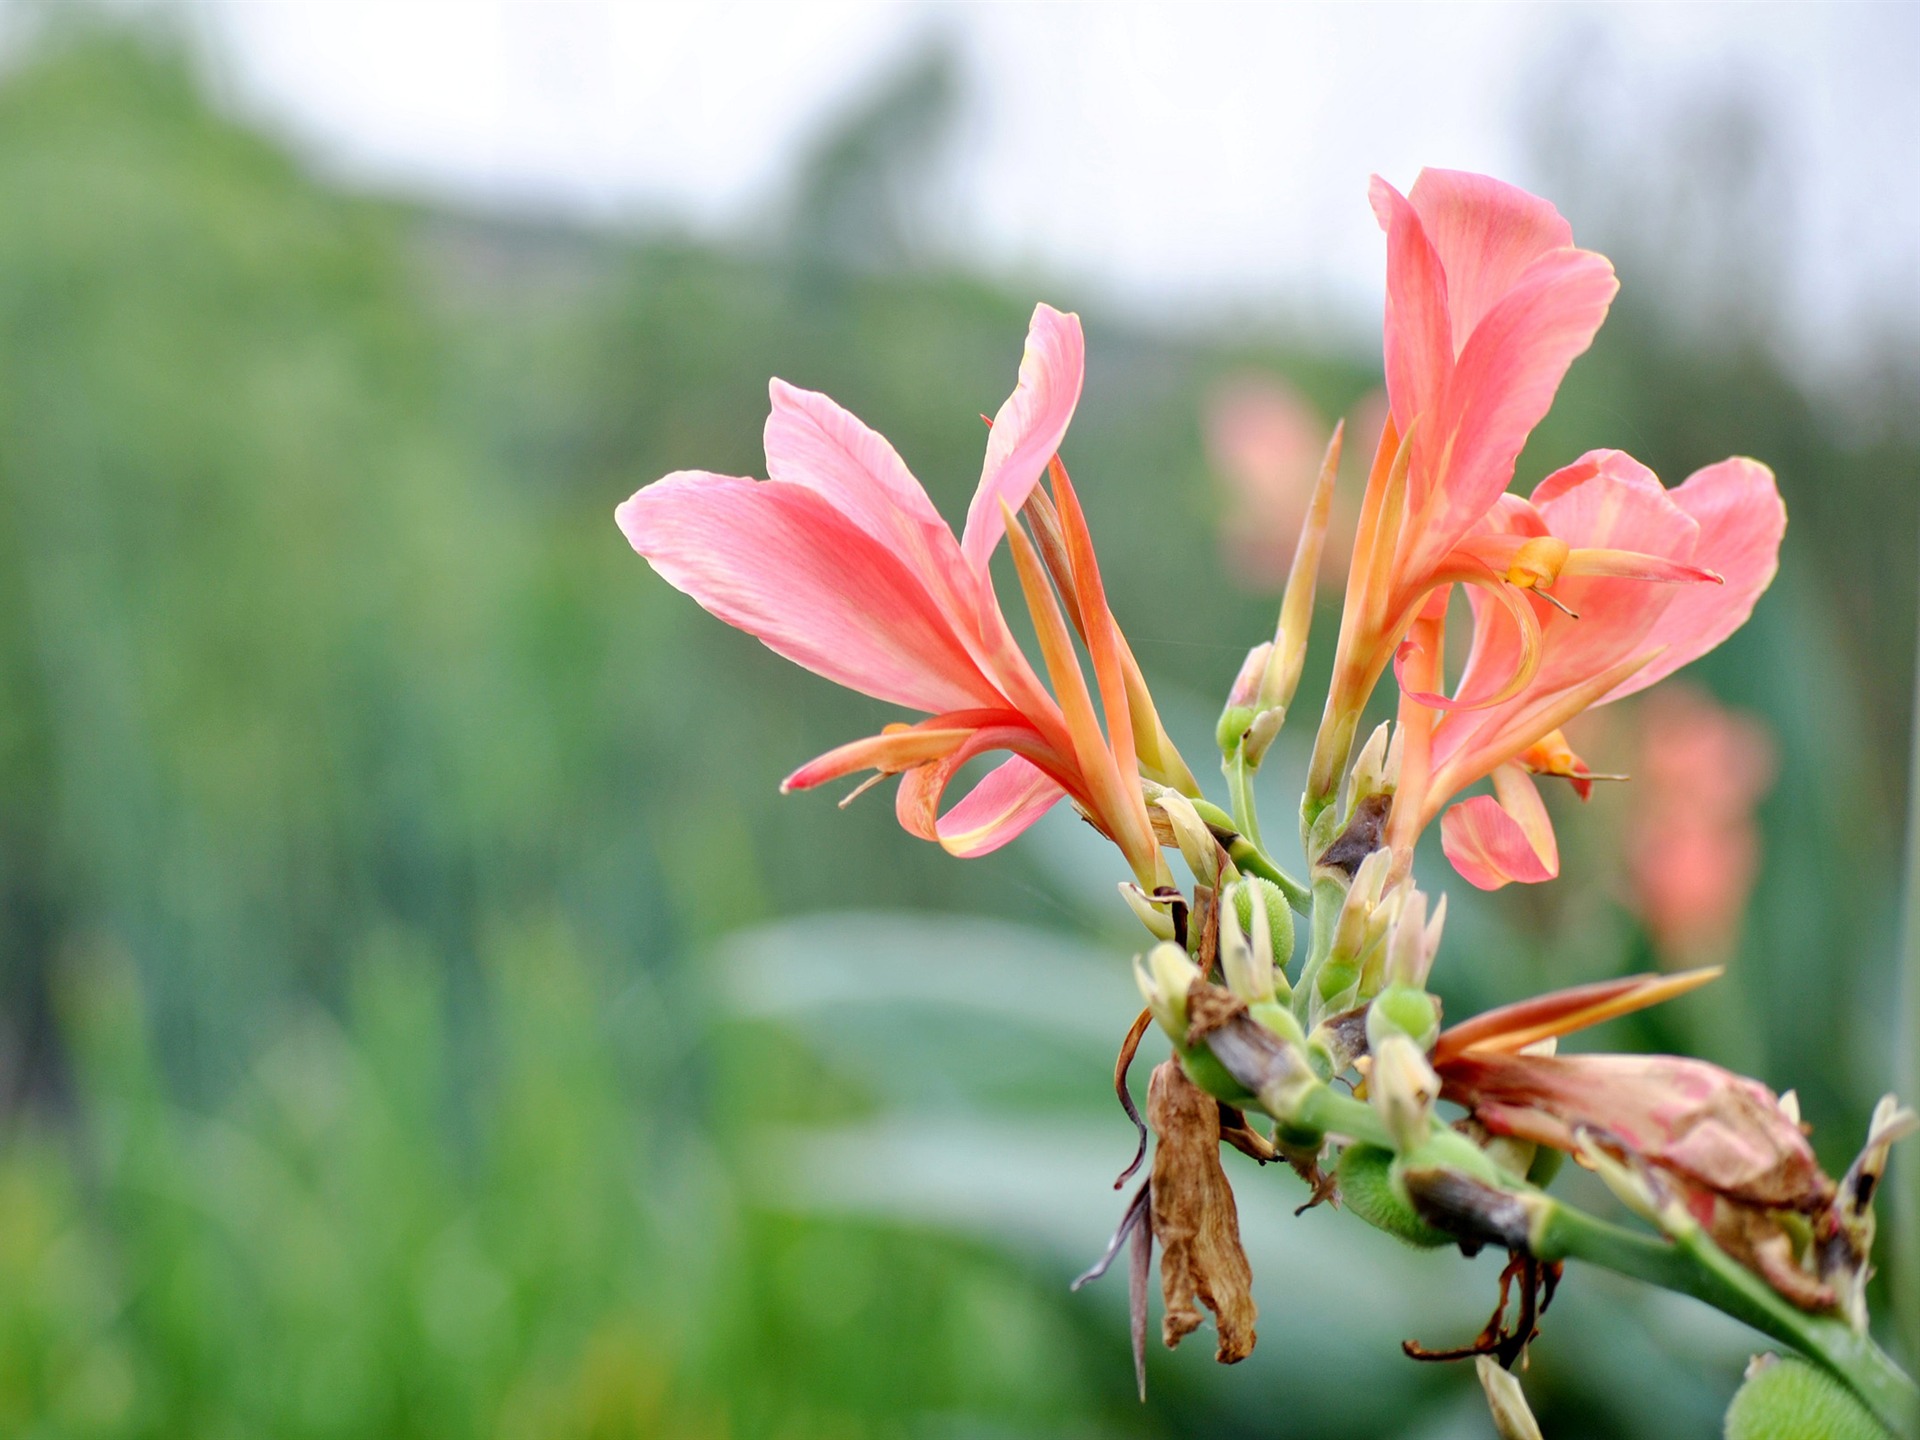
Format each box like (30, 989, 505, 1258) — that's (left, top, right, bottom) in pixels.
(615, 304, 1180, 887)
(1307, 169, 1621, 812)
(1391, 449, 1785, 889)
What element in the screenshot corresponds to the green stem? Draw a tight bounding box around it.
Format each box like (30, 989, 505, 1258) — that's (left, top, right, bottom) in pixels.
(1189, 798, 1310, 914)
(1292, 875, 1346, 1023)
(1190, 1014, 1918, 1434)
(1225, 746, 1264, 853)
(1533, 1201, 1918, 1436)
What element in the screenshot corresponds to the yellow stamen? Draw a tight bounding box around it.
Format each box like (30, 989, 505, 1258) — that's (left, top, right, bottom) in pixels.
(1505, 536, 1570, 590)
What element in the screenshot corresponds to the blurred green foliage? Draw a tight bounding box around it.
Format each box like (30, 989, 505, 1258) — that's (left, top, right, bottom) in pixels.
(0, 17, 1912, 1439)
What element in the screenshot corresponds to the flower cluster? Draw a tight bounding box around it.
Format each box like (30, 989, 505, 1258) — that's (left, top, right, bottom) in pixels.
(617, 170, 1914, 1436)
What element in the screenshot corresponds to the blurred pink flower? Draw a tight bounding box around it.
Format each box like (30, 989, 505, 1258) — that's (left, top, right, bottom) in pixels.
(1625, 683, 1776, 962)
(1205, 376, 1361, 590)
(617, 303, 1172, 885)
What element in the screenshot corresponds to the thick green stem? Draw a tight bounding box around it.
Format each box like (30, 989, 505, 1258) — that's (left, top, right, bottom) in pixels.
(1183, 1013, 1918, 1435)
(1533, 1202, 1917, 1436)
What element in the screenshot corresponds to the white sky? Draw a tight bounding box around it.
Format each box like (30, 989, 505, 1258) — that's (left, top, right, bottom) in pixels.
(118, 2, 1920, 362)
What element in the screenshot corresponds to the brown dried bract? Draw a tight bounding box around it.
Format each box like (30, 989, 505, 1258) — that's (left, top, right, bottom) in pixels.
(1148, 1060, 1258, 1363)
(1184, 981, 1248, 1044)
(1318, 792, 1390, 877)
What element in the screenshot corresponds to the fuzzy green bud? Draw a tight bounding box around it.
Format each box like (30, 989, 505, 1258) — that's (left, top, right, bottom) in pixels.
(1231, 878, 1296, 980)
(1723, 1356, 1883, 1440)
(1336, 1145, 1451, 1248)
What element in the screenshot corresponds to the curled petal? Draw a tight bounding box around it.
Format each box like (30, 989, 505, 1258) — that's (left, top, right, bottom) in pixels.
(781, 714, 1015, 791)
(962, 304, 1085, 571)
(1440, 766, 1559, 890)
(894, 728, 1069, 856)
(931, 756, 1068, 857)
(1397, 561, 1542, 712)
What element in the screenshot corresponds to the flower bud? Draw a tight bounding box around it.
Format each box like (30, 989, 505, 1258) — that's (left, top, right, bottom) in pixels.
(1347, 721, 1393, 807)
(1371, 1033, 1439, 1152)
(1217, 643, 1272, 754)
(1135, 942, 1202, 1043)
(1323, 851, 1394, 995)
(1475, 1357, 1545, 1440)
(1241, 706, 1287, 768)
(1118, 882, 1178, 942)
(1155, 791, 1222, 887)
(1367, 983, 1440, 1054)
(1383, 888, 1444, 992)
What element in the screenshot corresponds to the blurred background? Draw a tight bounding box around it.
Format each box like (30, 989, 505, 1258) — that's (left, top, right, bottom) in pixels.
(0, 3, 1913, 1436)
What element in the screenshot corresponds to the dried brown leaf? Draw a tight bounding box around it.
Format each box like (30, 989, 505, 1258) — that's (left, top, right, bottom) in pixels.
(1148, 1060, 1258, 1363)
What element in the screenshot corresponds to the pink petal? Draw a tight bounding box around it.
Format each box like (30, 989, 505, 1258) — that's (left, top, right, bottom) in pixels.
(1598, 458, 1784, 702)
(893, 727, 1071, 852)
(961, 304, 1085, 571)
(1370, 176, 1452, 445)
(932, 755, 1067, 858)
(1444, 451, 1698, 723)
(1440, 766, 1559, 890)
(1405, 169, 1575, 353)
(1404, 245, 1619, 574)
(617, 472, 999, 714)
(764, 379, 966, 590)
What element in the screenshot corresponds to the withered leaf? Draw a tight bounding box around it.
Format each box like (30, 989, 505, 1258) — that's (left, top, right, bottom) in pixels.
(1148, 1060, 1258, 1363)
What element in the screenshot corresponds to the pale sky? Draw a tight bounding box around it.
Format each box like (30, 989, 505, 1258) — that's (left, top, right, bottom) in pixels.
(101, 2, 1920, 366)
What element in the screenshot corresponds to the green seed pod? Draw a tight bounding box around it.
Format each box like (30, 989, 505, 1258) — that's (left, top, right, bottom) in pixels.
(1337, 1144, 1451, 1249)
(1722, 1356, 1883, 1440)
(1231, 876, 1297, 987)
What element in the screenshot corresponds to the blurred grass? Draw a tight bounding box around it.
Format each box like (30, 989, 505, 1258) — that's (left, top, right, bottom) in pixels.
(0, 16, 1911, 1438)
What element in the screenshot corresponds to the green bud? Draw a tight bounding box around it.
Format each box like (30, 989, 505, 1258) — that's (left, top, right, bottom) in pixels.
(1118, 882, 1178, 942)
(1231, 877, 1297, 982)
(1723, 1356, 1883, 1440)
(1134, 942, 1200, 1042)
(1216, 704, 1257, 754)
(1176, 1044, 1256, 1107)
(1367, 982, 1441, 1053)
(1316, 957, 1359, 1006)
(1337, 1144, 1451, 1248)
